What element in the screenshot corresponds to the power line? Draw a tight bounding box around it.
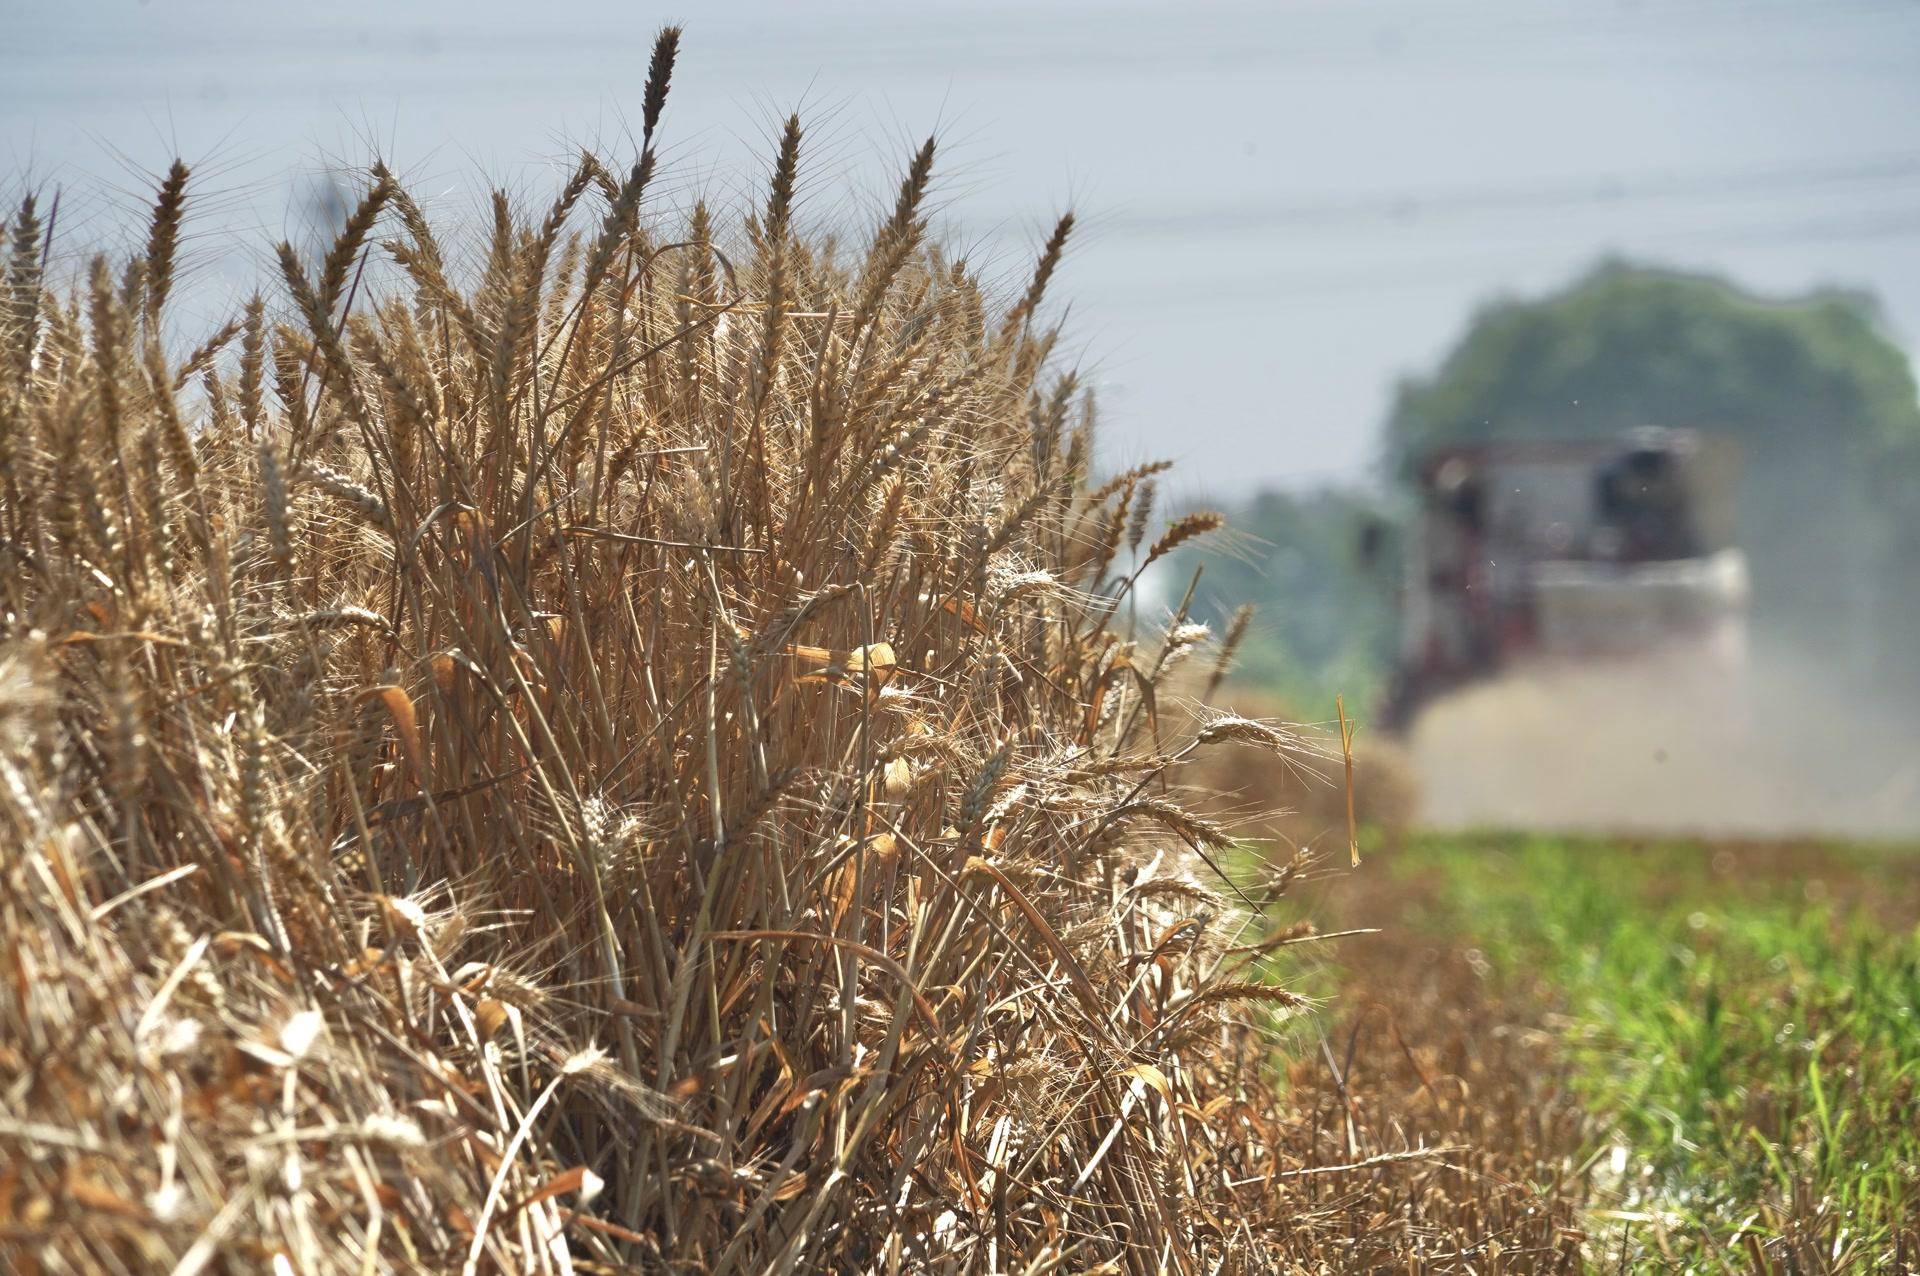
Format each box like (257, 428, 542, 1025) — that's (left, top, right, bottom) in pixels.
(1076, 204, 1920, 309)
(1100, 152, 1920, 238)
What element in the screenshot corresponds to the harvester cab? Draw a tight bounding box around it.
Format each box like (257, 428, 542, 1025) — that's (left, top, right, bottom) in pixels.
(1380, 427, 1748, 728)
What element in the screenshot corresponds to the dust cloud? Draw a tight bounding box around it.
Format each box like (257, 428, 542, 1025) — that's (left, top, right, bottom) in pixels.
(1406, 644, 1920, 839)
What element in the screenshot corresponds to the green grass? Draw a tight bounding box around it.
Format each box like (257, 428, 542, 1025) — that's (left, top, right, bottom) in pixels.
(1399, 834, 1920, 1266)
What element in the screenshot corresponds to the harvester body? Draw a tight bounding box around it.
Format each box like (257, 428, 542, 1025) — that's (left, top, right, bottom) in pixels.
(1384, 428, 1748, 726)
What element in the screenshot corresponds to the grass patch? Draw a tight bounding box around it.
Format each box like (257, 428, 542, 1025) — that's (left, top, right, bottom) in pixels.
(1400, 834, 1920, 1266)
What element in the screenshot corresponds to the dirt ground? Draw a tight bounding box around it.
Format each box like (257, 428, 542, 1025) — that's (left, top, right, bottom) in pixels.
(1406, 650, 1920, 839)
(1263, 852, 1595, 1270)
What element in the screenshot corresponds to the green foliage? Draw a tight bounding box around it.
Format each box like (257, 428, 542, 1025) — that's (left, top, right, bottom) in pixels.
(1385, 262, 1920, 468)
(1404, 835, 1920, 1266)
(1186, 486, 1398, 714)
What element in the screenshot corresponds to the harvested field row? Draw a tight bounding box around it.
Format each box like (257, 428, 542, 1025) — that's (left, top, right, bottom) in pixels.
(1281, 832, 1920, 1272)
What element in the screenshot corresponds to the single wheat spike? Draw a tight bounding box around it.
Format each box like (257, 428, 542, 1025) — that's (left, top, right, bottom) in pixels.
(641, 26, 682, 147)
(1143, 511, 1224, 568)
(1172, 981, 1313, 1016)
(237, 295, 266, 436)
(304, 461, 392, 532)
(144, 343, 197, 486)
(1203, 604, 1254, 700)
(1126, 479, 1157, 555)
(141, 160, 189, 327)
(171, 318, 241, 391)
(257, 442, 292, 573)
(317, 172, 396, 316)
(1001, 212, 1075, 337)
(851, 135, 937, 335)
(582, 150, 657, 293)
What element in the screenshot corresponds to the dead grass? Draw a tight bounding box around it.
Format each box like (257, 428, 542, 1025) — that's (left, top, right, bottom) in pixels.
(1190, 686, 1420, 853)
(1264, 852, 1593, 1271)
(0, 30, 1436, 1273)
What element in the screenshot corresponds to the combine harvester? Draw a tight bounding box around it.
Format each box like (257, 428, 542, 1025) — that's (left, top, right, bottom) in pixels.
(1379, 427, 1749, 730)
(1373, 428, 1784, 832)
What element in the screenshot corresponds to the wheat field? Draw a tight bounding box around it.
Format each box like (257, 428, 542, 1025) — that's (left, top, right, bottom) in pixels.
(0, 28, 1391, 1273)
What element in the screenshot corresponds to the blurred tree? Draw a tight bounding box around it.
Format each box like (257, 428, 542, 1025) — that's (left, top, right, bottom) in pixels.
(1386, 260, 1920, 677)
(1193, 261, 1920, 714)
(1185, 486, 1399, 717)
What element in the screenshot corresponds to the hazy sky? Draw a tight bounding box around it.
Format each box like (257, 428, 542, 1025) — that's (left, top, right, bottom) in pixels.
(7, 0, 1920, 502)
